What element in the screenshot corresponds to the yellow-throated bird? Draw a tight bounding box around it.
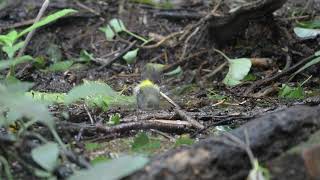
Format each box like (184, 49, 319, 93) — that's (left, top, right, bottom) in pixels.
(134, 79, 160, 110)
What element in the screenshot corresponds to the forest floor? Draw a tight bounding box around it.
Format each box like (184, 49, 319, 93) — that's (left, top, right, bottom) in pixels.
(1, 0, 320, 179)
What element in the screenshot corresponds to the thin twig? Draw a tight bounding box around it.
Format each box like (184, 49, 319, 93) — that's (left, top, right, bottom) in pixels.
(163, 49, 209, 73)
(174, 109, 204, 129)
(191, 118, 236, 138)
(150, 129, 175, 141)
(76, 1, 101, 16)
(142, 31, 183, 49)
(17, 0, 50, 57)
(97, 41, 137, 70)
(84, 104, 94, 124)
(179, 27, 200, 61)
(0, 19, 35, 31)
(244, 54, 316, 95)
(160, 91, 180, 109)
(204, 61, 228, 80)
(160, 91, 204, 129)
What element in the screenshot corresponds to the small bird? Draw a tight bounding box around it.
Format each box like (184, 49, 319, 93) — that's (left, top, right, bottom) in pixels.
(134, 79, 160, 110)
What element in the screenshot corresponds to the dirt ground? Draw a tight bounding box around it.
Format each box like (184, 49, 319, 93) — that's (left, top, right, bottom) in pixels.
(1, 0, 320, 179)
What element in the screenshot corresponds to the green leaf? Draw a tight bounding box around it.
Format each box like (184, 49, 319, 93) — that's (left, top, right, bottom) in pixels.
(2, 41, 24, 59)
(90, 156, 109, 165)
(164, 66, 182, 77)
(65, 81, 117, 104)
(291, 56, 320, 80)
(315, 50, 320, 57)
(108, 113, 121, 126)
(0, 55, 33, 70)
(45, 60, 74, 72)
(99, 25, 116, 41)
(131, 132, 149, 150)
(243, 73, 257, 81)
(175, 135, 194, 147)
(26, 91, 65, 104)
(0, 30, 18, 46)
(85, 143, 101, 151)
(31, 142, 59, 172)
(278, 84, 304, 99)
(297, 19, 320, 29)
(223, 58, 252, 86)
(293, 27, 320, 40)
(123, 48, 139, 64)
(68, 155, 149, 180)
(207, 90, 226, 101)
(108, 18, 126, 33)
(18, 9, 77, 38)
(78, 50, 94, 62)
(34, 169, 53, 178)
(100, 18, 126, 41)
(2, 79, 33, 92)
(46, 43, 62, 63)
(0, 82, 54, 127)
(131, 132, 161, 152)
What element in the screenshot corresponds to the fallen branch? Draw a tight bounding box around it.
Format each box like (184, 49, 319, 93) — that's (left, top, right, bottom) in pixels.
(244, 54, 316, 95)
(126, 105, 320, 180)
(58, 120, 194, 137)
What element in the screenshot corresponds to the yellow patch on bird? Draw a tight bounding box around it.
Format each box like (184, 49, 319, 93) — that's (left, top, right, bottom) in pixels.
(138, 79, 157, 89)
(134, 79, 160, 97)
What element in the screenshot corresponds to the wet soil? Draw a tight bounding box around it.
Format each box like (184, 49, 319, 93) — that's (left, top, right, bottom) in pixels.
(1, 0, 320, 179)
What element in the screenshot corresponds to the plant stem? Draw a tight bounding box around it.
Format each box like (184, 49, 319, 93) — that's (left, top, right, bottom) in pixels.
(300, 75, 312, 87)
(49, 126, 67, 151)
(7, 58, 14, 78)
(124, 30, 149, 43)
(213, 48, 231, 61)
(0, 156, 13, 180)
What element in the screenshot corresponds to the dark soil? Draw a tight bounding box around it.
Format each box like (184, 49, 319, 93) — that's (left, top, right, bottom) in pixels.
(1, 0, 320, 179)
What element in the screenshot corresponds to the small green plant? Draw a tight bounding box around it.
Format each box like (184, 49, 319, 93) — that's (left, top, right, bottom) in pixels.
(0, 9, 76, 76)
(27, 80, 136, 110)
(289, 50, 320, 81)
(207, 89, 227, 101)
(100, 18, 151, 64)
(174, 135, 194, 147)
(297, 19, 320, 29)
(164, 66, 183, 77)
(0, 81, 67, 179)
(131, 132, 161, 153)
(0, 81, 64, 145)
(85, 142, 103, 151)
(68, 155, 149, 180)
(278, 84, 305, 99)
(211, 125, 233, 136)
(213, 49, 252, 86)
(247, 159, 270, 180)
(294, 19, 320, 39)
(31, 142, 60, 174)
(108, 113, 121, 126)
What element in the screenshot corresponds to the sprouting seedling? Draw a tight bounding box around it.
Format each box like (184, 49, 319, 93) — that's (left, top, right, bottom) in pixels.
(222, 130, 270, 180)
(0, 9, 77, 77)
(100, 18, 154, 64)
(289, 50, 320, 82)
(213, 48, 252, 86)
(100, 18, 150, 43)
